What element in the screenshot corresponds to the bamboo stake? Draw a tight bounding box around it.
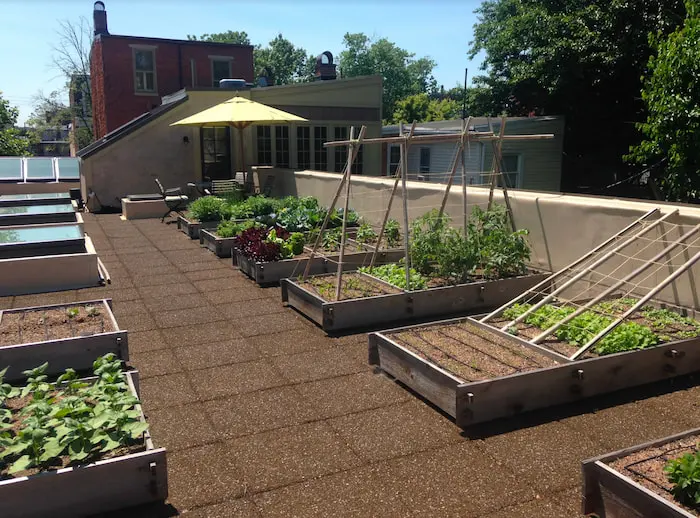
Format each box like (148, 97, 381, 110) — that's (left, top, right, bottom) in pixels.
(436, 117, 469, 221)
(323, 132, 554, 148)
(571, 247, 700, 360)
(461, 118, 469, 236)
(532, 223, 700, 344)
(488, 116, 508, 211)
(498, 210, 678, 331)
(479, 208, 659, 323)
(302, 126, 365, 280)
(369, 122, 416, 271)
(335, 126, 358, 301)
(400, 123, 412, 291)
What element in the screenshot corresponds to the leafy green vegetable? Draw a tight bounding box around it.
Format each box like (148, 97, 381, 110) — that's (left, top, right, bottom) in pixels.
(0, 354, 148, 477)
(358, 263, 428, 290)
(187, 196, 233, 222)
(356, 223, 378, 246)
(216, 219, 257, 239)
(665, 448, 700, 507)
(384, 219, 401, 248)
(65, 307, 80, 319)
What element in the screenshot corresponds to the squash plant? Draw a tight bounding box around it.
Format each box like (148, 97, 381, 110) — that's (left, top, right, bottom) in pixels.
(0, 354, 148, 477)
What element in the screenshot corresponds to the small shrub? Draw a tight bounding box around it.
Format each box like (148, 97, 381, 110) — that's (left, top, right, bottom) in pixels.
(665, 449, 700, 507)
(187, 196, 230, 222)
(384, 219, 401, 248)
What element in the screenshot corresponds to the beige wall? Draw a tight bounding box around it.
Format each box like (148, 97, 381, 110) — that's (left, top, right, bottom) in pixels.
(287, 170, 700, 311)
(81, 76, 383, 209)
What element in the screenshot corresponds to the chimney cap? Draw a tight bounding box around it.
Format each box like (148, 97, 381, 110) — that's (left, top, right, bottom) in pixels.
(94, 1, 105, 10)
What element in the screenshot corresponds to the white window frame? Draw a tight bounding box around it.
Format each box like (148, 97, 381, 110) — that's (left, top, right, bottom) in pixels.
(210, 55, 234, 87)
(131, 45, 157, 95)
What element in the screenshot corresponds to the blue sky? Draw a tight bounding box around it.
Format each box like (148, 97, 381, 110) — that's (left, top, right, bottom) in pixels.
(2, 0, 486, 124)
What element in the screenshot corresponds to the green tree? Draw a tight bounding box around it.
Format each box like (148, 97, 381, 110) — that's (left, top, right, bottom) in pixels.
(187, 31, 251, 45)
(391, 93, 460, 123)
(255, 34, 313, 84)
(338, 33, 437, 121)
(0, 92, 32, 156)
(627, 1, 700, 202)
(469, 0, 686, 191)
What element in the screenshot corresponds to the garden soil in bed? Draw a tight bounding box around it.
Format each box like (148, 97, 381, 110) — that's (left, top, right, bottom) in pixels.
(0, 305, 115, 346)
(1, 391, 145, 480)
(388, 320, 559, 382)
(608, 434, 700, 516)
(298, 272, 401, 301)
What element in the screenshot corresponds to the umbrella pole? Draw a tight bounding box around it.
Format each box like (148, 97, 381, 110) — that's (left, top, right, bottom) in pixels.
(238, 125, 246, 188)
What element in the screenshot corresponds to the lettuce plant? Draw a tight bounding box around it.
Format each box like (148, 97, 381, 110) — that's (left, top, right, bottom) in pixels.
(665, 449, 700, 507)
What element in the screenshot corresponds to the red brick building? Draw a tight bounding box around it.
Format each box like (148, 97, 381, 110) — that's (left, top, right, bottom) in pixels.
(90, 1, 254, 139)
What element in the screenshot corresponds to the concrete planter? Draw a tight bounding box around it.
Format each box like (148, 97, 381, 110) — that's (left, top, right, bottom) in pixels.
(236, 249, 406, 286)
(282, 271, 549, 333)
(0, 298, 128, 382)
(583, 428, 700, 518)
(177, 215, 218, 240)
(0, 371, 167, 518)
(369, 316, 700, 427)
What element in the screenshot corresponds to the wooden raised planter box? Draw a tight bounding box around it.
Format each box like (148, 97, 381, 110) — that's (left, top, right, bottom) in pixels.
(369, 316, 700, 428)
(282, 271, 549, 333)
(177, 215, 219, 240)
(237, 248, 406, 286)
(0, 370, 167, 518)
(583, 427, 700, 517)
(0, 298, 128, 382)
(199, 219, 250, 258)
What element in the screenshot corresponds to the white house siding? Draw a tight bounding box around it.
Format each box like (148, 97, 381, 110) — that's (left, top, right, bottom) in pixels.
(481, 117, 564, 192)
(403, 142, 483, 184)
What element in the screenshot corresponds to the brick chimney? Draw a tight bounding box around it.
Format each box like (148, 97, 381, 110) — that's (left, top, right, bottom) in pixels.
(93, 1, 108, 36)
(314, 51, 336, 81)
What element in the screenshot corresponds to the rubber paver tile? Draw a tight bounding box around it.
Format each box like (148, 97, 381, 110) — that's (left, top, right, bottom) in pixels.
(151, 239, 196, 251)
(143, 292, 211, 312)
(295, 371, 411, 420)
(110, 237, 155, 249)
(247, 328, 332, 357)
(253, 462, 411, 518)
(185, 268, 238, 282)
(139, 372, 199, 410)
(204, 386, 314, 438)
(130, 348, 183, 378)
(137, 282, 199, 299)
(160, 322, 243, 347)
(115, 246, 164, 257)
(271, 348, 366, 384)
(125, 330, 169, 354)
(12, 290, 78, 308)
(102, 227, 140, 238)
(646, 384, 700, 430)
(167, 443, 246, 511)
(327, 400, 463, 462)
(226, 421, 362, 494)
(118, 252, 169, 266)
(164, 249, 220, 263)
(216, 299, 288, 320)
(154, 305, 226, 329)
(388, 441, 538, 517)
(130, 273, 184, 287)
(562, 399, 689, 452)
(181, 498, 262, 518)
(174, 339, 260, 371)
(146, 403, 219, 451)
(191, 359, 287, 401)
(92, 288, 141, 302)
(484, 495, 581, 518)
(194, 278, 252, 292)
(479, 420, 601, 493)
(236, 312, 311, 338)
(0, 297, 13, 310)
(202, 288, 269, 305)
(125, 263, 179, 276)
(111, 299, 149, 317)
(102, 266, 131, 281)
(178, 261, 231, 273)
(117, 312, 158, 332)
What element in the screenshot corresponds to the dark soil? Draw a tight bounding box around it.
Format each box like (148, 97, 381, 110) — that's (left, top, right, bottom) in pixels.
(608, 434, 700, 516)
(0, 304, 115, 346)
(388, 320, 560, 382)
(1, 390, 145, 480)
(299, 272, 401, 301)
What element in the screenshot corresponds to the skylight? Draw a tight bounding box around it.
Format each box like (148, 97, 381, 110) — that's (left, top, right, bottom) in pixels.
(0, 158, 81, 183)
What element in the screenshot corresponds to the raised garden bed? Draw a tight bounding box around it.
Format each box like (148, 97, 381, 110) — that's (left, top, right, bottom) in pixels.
(369, 301, 700, 427)
(199, 219, 251, 258)
(583, 427, 700, 517)
(177, 214, 219, 240)
(0, 358, 167, 518)
(0, 299, 127, 382)
(240, 247, 406, 286)
(282, 270, 549, 332)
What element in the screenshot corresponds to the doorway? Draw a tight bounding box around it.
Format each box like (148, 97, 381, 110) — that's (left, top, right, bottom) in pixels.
(200, 127, 232, 180)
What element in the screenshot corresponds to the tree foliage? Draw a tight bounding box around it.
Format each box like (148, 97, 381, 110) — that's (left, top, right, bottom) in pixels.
(626, 1, 700, 202)
(254, 34, 314, 85)
(469, 0, 686, 190)
(338, 33, 437, 121)
(391, 93, 460, 124)
(0, 92, 32, 156)
(187, 31, 251, 45)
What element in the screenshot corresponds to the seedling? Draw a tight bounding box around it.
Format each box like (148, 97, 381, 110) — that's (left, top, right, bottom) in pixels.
(66, 307, 80, 319)
(85, 306, 100, 317)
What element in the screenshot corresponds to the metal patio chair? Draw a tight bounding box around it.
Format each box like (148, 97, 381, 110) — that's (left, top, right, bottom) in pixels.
(154, 178, 189, 222)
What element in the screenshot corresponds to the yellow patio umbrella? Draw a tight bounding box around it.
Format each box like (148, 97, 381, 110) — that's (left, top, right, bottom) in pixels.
(170, 96, 307, 184)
